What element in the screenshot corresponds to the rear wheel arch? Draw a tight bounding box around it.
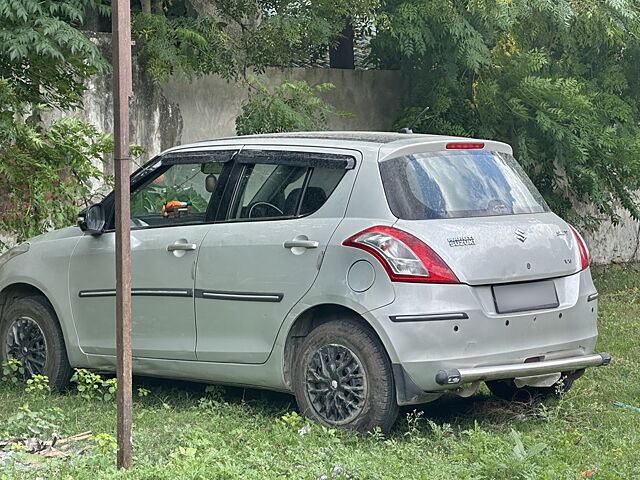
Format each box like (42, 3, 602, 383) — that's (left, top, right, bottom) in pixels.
(282, 303, 394, 390)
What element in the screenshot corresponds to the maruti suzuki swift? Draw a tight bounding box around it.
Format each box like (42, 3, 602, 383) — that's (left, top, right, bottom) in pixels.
(0, 132, 610, 432)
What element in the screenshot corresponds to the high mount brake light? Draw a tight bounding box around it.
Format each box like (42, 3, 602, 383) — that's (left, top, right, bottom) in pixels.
(343, 226, 460, 284)
(445, 143, 485, 149)
(568, 224, 589, 271)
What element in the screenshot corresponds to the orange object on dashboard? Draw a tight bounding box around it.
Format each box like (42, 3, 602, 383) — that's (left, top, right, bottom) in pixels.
(162, 201, 191, 218)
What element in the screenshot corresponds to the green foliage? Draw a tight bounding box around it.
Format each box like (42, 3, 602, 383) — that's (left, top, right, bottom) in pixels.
(137, 387, 151, 398)
(132, 12, 238, 84)
(277, 410, 303, 428)
(0, 1, 113, 248)
(92, 433, 118, 455)
(3, 403, 63, 438)
(1, 265, 640, 478)
(0, 98, 113, 247)
(0, 0, 108, 110)
(132, 0, 379, 83)
(236, 79, 354, 135)
(0, 359, 24, 385)
(373, 0, 640, 226)
(70, 369, 117, 401)
(24, 375, 51, 400)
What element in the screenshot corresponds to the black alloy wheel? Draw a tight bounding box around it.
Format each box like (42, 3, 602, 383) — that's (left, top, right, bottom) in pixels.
(4, 316, 47, 377)
(293, 318, 398, 433)
(305, 343, 368, 425)
(0, 296, 72, 390)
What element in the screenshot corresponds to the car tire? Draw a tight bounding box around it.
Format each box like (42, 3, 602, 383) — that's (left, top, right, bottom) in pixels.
(293, 318, 398, 433)
(0, 296, 72, 391)
(486, 375, 574, 402)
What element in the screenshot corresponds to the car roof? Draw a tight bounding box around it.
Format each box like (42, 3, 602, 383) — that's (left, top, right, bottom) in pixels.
(163, 131, 513, 158)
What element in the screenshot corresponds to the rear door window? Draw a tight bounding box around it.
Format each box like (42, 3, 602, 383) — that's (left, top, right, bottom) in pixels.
(379, 150, 549, 220)
(227, 151, 349, 221)
(231, 163, 309, 220)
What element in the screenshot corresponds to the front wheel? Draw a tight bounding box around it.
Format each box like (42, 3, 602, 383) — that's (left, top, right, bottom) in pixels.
(293, 319, 398, 433)
(0, 296, 72, 390)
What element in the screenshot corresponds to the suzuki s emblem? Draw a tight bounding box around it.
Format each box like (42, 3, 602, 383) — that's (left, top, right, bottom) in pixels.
(515, 228, 527, 243)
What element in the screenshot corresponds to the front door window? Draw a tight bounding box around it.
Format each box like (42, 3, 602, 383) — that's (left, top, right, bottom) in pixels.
(130, 162, 224, 227)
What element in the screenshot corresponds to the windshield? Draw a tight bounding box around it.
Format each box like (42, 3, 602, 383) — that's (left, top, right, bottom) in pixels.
(379, 150, 549, 220)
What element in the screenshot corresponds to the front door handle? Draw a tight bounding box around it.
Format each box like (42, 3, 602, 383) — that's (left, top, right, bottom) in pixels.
(167, 242, 197, 252)
(284, 239, 319, 249)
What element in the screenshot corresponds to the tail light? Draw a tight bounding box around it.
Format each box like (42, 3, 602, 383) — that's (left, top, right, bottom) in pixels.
(343, 226, 459, 283)
(568, 224, 589, 271)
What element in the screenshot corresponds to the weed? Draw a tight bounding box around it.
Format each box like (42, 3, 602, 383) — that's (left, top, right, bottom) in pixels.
(318, 464, 353, 480)
(137, 387, 150, 398)
(3, 403, 63, 438)
(403, 409, 425, 440)
(0, 359, 24, 384)
(170, 446, 197, 459)
(92, 433, 117, 455)
(278, 411, 303, 428)
(24, 375, 50, 399)
(71, 369, 117, 401)
(203, 384, 225, 402)
(367, 426, 385, 441)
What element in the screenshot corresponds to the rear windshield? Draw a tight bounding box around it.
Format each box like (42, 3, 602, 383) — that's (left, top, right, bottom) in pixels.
(380, 150, 549, 220)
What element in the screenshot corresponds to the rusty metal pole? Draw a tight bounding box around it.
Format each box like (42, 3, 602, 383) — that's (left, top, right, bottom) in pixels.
(112, 0, 133, 470)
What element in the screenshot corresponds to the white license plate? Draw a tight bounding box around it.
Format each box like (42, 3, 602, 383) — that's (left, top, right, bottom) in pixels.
(492, 280, 559, 314)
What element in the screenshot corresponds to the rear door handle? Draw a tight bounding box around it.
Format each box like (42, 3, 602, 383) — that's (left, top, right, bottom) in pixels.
(284, 239, 319, 249)
(167, 243, 197, 252)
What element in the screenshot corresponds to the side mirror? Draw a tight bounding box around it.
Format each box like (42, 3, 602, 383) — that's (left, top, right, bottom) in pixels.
(78, 204, 105, 235)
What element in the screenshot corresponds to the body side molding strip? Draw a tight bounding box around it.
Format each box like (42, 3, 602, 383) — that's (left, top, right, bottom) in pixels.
(79, 288, 193, 298)
(195, 289, 283, 303)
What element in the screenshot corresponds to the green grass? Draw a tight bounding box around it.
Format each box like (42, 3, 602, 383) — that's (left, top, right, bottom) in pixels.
(1, 265, 640, 479)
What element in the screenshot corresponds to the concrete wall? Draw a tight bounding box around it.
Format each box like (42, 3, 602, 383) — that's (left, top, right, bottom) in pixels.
(161, 68, 403, 146)
(580, 205, 640, 264)
(50, 55, 405, 171)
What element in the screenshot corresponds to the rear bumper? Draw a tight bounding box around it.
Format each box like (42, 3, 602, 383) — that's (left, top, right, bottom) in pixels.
(435, 352, 611, 385)
(366, 269, 601, 395)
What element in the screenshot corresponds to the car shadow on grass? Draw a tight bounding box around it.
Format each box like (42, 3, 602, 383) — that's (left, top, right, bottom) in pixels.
(131, 375, 297, 412)
(129, 375, 553, 436)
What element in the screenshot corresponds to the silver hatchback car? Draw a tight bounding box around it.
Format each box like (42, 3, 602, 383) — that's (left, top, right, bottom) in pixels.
(0, 132, 610, 432)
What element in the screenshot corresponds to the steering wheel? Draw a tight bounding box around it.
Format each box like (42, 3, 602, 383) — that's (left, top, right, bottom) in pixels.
(248, 201, 284, 219)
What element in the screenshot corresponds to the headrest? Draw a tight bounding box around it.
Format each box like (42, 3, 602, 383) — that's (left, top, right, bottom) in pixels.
(205, 174, 217, 193)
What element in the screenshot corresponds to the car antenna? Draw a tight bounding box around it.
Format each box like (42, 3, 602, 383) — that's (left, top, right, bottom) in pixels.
(398, 106, 430, 134)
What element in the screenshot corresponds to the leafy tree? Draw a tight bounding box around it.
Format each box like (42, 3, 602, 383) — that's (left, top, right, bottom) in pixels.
(0, 0, 113, 248)
(0, 0, 108, 110)
(131, 0, 379, 83)
(372, 0, 640, 227)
